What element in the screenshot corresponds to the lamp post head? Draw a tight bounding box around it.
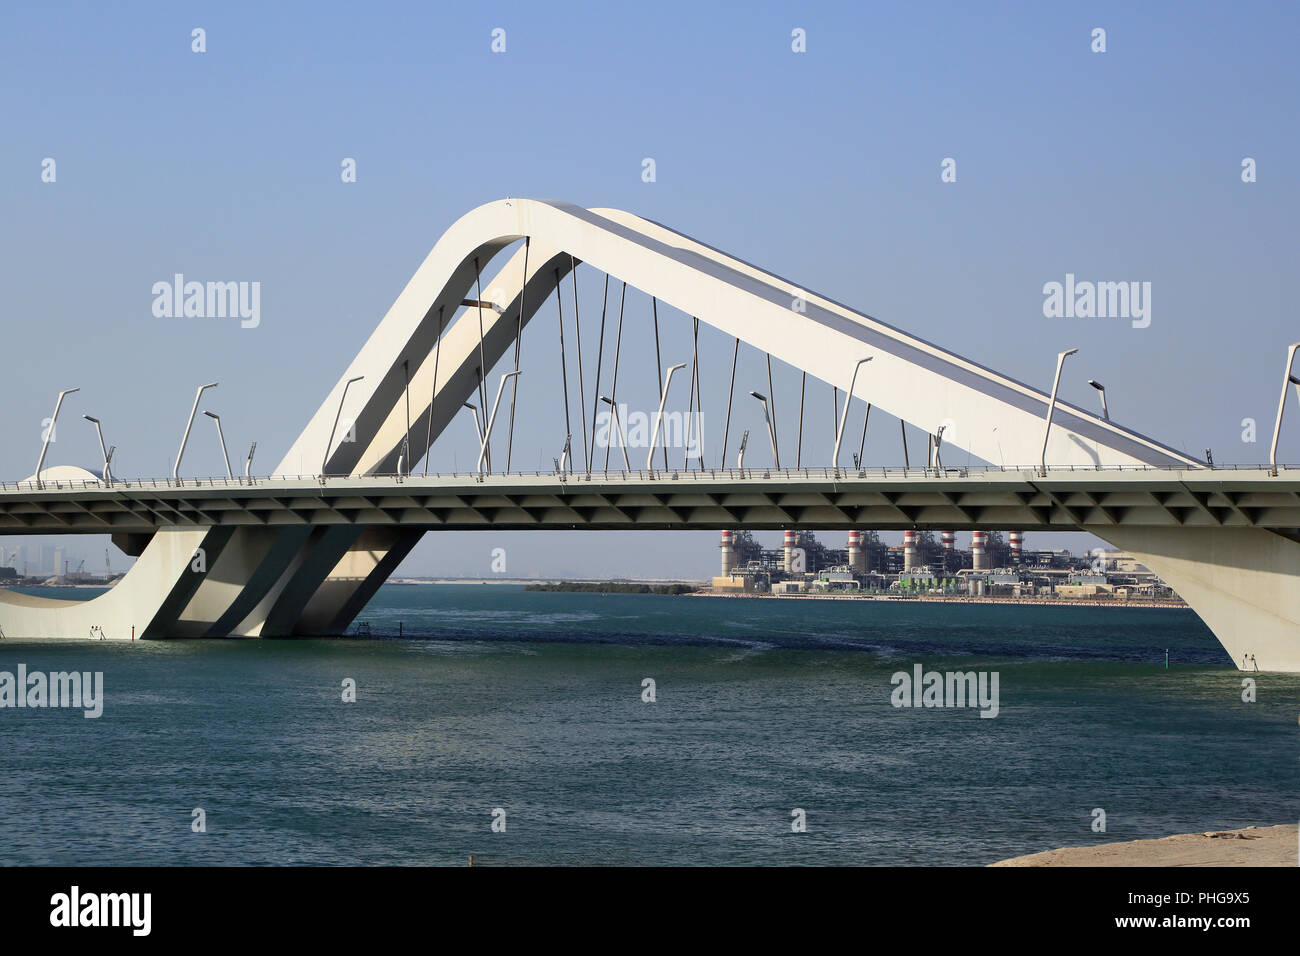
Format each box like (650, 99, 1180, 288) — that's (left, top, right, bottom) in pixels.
(1059, 348, 1078, 359)
(1088, 379, 1105, 391)
(203, 411, 219, 420)
(749, 391, 767, 402)
(83, 415, 99, 424)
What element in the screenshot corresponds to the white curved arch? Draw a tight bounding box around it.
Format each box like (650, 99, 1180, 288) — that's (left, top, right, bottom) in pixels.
(280, 198, 1201, 481)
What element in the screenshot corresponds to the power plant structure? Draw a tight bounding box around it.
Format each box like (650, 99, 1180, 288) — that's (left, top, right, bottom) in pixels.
(711, 529, 1173, 601)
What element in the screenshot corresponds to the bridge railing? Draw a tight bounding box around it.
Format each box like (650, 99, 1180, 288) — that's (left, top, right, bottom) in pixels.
(3, 462, 1299, 493)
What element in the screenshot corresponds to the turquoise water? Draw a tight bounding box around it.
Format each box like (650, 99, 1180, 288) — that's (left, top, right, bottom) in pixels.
(0, 584, 1296, 865)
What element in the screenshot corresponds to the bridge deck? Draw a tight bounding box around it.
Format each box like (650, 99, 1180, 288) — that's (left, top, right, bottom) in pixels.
(2, 467, 1299, 534)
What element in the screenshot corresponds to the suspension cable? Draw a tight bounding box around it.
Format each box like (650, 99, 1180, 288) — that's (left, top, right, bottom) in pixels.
(604, 282, 627, 472)
(684, 317, 698, 471)
(570, 258, 588, 475)
(766, 354, 779, 458)
(796, 372, 806, 468)
(832, 386, 838, 451)
(652, 297, 666, 470)
(858, 403, 871, 468)
(555, 268, 573, 464)
(588, 274, 609, 476)
(423, 304, 444, 476)
(691, 317, 704, 469)
(473, 258, 490, 472)
(506, 238, 530, 473)
(720, 337, 739, 469)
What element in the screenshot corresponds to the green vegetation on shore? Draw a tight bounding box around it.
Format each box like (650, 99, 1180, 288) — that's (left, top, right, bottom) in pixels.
(524, 581, 696, 595)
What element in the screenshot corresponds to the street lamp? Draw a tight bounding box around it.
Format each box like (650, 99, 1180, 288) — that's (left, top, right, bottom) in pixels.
(323, 375, 365, 477)
(173, 382, 218, 481)
(463, 402, 484, 449)
(1087, 379, 1109, 420)
(599, 396, 632, 471)
(82, 415, 114, 484)
(750, 391, 780, 469)
(477, 371, 521, 475)
(833, 357, 872, 470)
(203, 411, 233, 479)
(1039, 349, 1078, 477)
(35, 387, 80, 488)
(647, 362, 687, 471)
(1268, 342, 1300, 476)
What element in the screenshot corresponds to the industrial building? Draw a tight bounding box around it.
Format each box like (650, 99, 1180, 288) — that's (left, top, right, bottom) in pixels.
(712, 530, 1178, 601)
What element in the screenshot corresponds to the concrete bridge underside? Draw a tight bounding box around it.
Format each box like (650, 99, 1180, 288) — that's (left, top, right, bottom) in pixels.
(1, 199, 1296, 671)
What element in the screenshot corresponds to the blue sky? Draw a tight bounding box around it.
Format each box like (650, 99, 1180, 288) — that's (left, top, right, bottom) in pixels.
(1, 1, 1297, 578)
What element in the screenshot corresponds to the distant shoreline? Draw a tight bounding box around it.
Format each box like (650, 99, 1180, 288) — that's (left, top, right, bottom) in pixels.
(690, 590, 1189, 609)
(385, 577, 706, 587)
(381, 580, 1189, 609)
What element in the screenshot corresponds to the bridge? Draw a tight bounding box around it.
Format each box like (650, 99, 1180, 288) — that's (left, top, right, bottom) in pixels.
(2, 199, 1299, 670)
(3, 467, 1299, 534)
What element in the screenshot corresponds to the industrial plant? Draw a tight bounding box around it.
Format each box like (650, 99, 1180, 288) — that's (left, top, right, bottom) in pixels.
(711, 529, 1179, 602)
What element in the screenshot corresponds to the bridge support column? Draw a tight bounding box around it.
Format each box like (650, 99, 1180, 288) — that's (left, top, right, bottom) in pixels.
(0, 527, 215, 640)
(290, 528, 425, 635)
(1090, 525, 1300, 672)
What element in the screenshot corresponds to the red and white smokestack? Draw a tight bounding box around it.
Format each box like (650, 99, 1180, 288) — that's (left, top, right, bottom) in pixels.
(971, 530, 987, 571)
(720, 530, 735, 575)
(942, 531, 955, 551)
(848, 530, 865, 573)
(1009, 530, 1023, 563)
(783, 530, 798, 573)
(903, 529, 917, 571)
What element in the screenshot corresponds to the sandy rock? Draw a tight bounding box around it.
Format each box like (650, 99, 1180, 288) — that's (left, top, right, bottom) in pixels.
(991, 824, 1297, 867)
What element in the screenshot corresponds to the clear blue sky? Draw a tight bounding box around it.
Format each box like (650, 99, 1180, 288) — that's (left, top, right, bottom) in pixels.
(2, 1, 1297, 578)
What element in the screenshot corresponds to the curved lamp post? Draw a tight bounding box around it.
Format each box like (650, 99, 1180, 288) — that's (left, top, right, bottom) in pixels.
(1039, 349, 1077, 477)
(82, 414, 114, 484)
(173, 382, 218, 481)
(1269, 343, 1300, 476)
(1087, 379, 1109, 421)
(833, 357, 872, 470)
(323, 375, 365, 477)
(647, 362, 687, 471)
(750, 392, 779, 469)
(35, 387, 79, 488)
(477, 371, 521, 475)
(600, 396, 632, 472)
(203, 411, 233, 479)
